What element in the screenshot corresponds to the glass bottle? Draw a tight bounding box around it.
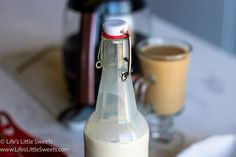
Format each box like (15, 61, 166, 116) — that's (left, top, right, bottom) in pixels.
(84, 19, 149, 157)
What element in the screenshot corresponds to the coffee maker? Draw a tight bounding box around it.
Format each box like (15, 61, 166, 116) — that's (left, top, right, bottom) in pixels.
(59, 0, 146, 128)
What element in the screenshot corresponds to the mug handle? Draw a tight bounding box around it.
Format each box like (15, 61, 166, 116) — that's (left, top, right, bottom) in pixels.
(134, 75, 154, 106)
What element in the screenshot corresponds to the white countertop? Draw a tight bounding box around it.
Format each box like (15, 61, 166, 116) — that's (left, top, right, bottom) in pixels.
(0, 1, 236, 156)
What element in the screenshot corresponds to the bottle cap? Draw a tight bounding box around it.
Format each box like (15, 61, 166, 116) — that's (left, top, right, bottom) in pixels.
(103, 19, 128, 37)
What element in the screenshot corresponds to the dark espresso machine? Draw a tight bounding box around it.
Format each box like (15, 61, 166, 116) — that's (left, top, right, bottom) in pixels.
(59, 0, 147, 129)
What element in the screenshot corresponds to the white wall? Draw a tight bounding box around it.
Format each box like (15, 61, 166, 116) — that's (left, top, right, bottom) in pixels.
(0, 0, 65, 54)
(1, 0, 236, 55)
(147, 0, 236, 55)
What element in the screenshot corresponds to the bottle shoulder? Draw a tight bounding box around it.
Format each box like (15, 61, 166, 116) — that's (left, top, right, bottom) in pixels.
(85, 111, 149, 143)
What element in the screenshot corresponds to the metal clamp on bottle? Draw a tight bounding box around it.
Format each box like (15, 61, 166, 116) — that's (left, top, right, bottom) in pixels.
(121, 31, 132, 82)
(95, 42, 103, 69)
(96, 19, 132, 82)
(95, 31, 132, 82)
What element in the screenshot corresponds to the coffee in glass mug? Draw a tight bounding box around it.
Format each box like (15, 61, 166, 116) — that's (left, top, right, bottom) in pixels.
(137, 38, 191, 116)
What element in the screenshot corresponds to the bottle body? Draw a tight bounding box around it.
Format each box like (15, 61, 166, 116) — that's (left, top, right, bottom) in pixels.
(84, 34, 149, 157)
(84, 75, 149, 157)
(85, 129, 148, 157)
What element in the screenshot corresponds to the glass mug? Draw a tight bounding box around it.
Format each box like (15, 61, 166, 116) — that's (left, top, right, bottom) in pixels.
(135, 38, 192, 156)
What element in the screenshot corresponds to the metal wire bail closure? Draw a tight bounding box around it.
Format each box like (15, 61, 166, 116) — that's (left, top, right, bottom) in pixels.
(121, 31, 132, 82)
(97, 30, 132, 81)
(95, 41, 103, 69)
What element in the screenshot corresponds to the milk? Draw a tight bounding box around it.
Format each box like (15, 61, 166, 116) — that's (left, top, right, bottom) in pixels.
(84, 132, 149, 157)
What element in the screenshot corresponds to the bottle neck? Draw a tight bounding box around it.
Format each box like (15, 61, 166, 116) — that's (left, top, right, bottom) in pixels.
(94, 37, 138, 122)
(101, 37, 129, 70)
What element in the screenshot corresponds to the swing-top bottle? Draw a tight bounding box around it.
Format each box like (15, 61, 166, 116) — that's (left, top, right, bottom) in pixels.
(84, 19, 149, 157)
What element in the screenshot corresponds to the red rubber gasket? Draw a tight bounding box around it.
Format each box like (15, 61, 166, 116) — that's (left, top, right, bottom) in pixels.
(101, 32, 128, 39)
